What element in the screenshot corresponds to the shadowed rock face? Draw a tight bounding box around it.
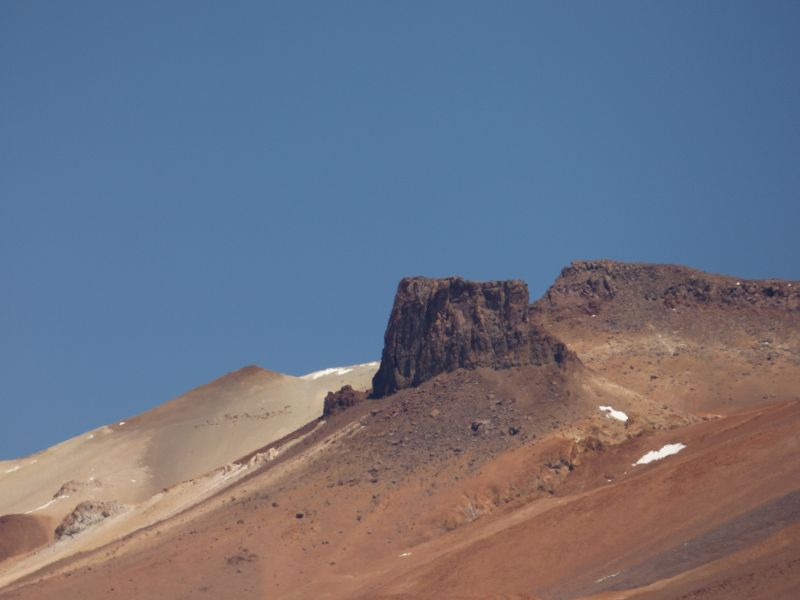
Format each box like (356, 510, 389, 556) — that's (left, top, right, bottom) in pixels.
(372, 277, 572, 397)
(323, 385, 368, 417)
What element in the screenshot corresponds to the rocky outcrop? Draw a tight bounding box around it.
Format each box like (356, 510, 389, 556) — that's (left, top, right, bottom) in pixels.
(539, 260, 800, 315)
(372, 277, 573, 397)
(55, 501, 125, 539)
(323, 385, 368, 417)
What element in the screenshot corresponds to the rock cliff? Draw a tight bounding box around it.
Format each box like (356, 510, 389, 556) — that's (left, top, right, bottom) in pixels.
(323, 385, 368, 417)
(371, 277, 572, 397)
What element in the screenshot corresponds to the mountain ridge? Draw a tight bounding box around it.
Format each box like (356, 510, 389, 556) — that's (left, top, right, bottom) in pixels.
(1, 259, 799, 600)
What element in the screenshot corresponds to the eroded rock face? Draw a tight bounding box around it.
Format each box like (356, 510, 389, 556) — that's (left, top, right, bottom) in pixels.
(372, 277, 572, 397)
(323, 385, 368, 417)
(55, 501, 125, 539)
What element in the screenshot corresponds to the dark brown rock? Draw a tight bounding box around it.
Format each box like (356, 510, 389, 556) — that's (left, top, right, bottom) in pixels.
(372, 277, 573, 397)
(323, 385, 368, 417)
(538, 260, 800, 315)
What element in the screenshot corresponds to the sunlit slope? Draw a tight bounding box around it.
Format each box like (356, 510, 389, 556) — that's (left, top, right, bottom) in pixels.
(0, 362, 377, 520)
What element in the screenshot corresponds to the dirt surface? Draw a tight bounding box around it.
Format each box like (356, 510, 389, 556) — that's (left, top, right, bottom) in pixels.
(0, 516, 52, 564)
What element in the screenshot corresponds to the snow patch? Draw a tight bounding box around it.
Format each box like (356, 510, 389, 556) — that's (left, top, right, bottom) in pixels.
(399, 552, 412, 557)
(599, 405, 628, 422)
(633, 443, 686, 466)
(4, 465, 21, 474)
(304, 367, 353, 379)
(301, 361, 380, 380)
(118, 421, 126, 426)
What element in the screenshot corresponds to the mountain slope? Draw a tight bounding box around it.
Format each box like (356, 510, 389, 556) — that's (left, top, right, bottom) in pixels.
(533, 260, 800, 413)
(0, 362, 377, 581)
(1, 261, 798, 599)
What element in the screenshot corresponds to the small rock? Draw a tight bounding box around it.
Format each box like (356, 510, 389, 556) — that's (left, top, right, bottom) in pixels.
(470, 420, 489, 434)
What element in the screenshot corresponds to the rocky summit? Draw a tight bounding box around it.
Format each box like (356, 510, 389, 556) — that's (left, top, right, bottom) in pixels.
(371, 276, 572, 397)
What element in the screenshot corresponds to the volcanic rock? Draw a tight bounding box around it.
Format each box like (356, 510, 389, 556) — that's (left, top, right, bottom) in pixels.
(538, 260, 800, 317)
(372, 277, 573, 397)
(322, 385, 368, 417)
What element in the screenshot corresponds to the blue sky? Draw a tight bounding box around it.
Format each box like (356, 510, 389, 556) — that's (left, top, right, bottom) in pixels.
(2, 1, 798, 458)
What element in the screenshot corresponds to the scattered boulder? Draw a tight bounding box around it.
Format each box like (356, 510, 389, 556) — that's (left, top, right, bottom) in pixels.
(226, 549, 257, 566)
(372, 277, 573, 397)
(55, 501, 125, 539)
(323, 385, 368, 417)
(470, 420, 490, 435)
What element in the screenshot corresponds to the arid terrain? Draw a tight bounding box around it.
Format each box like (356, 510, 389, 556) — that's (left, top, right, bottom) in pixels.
(1, 260, 798, 599)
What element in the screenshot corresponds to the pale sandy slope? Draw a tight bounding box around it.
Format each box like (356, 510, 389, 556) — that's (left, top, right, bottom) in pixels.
(0, 361, 377, 528)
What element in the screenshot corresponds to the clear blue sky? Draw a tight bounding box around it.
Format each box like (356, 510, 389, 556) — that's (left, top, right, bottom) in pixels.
(2, 1, 798, 459)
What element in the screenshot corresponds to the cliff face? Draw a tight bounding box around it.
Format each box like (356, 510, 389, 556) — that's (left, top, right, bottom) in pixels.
(371, 277, 572, 398)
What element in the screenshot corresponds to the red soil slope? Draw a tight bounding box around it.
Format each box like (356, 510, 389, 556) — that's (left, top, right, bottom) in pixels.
(0, 515, 52, 564)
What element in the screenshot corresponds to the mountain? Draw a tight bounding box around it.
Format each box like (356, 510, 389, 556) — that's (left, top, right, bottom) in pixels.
(0, 361, 377, 585)
(0, 261, 798, 600)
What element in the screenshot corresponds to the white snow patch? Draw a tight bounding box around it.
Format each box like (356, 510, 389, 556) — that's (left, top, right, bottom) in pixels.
(4, 465, 21, 474)
(599, 405, 628, 422)
(118, 421, 126, 426)
(87, 434, 95, 440)
(633, 443, 686, 466)
(399, 552, 412, 557)
(30, 459, 38, 464)
(304, 367, 353, 380)
(301, 361, 380, 380)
